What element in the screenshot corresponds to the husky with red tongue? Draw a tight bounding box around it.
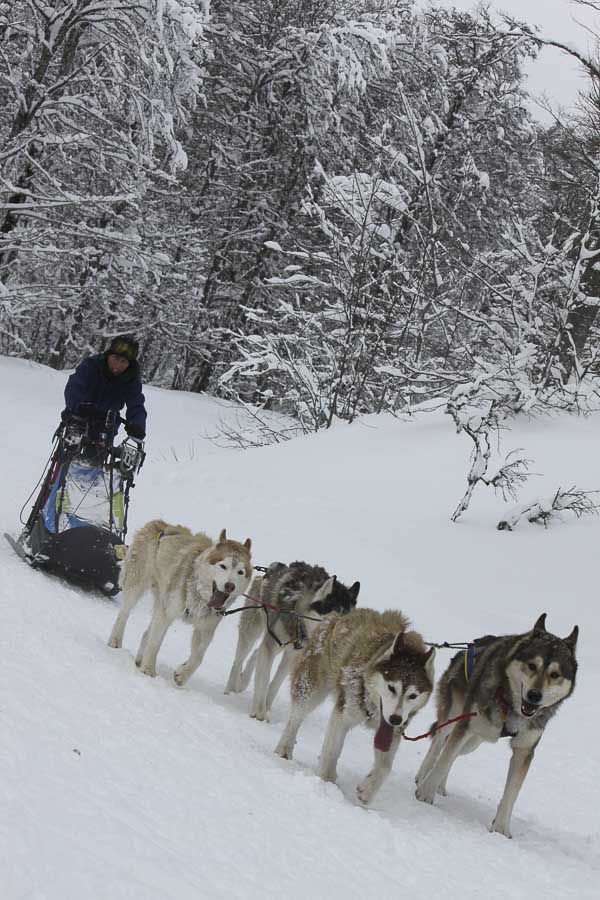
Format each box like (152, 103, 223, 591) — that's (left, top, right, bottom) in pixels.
(108, 519, 252, 685)
(275, 607, 434, 806)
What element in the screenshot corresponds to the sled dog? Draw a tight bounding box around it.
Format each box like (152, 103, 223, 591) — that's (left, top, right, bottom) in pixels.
(415, 614, 578, 838)
(224, 561, 360, 721)
(275, 608, 435, 805)
(108, 519, 252, 683)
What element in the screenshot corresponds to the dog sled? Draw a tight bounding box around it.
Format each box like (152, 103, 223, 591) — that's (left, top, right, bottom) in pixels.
(4, 413, 145, 596)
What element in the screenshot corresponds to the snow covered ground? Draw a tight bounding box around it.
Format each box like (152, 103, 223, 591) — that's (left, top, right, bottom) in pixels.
(1, 356, 598, 900)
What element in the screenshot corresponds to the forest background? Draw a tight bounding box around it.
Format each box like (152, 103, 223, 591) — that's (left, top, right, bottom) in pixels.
(3, 0, 600, 436)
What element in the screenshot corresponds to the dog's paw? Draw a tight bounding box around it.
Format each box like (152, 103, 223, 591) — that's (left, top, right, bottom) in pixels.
(490, 816, 512, 839)
(173, 668, 187, 686)
(250, 709, 270, 723)
(356, 781, 373, 806)
(415, 780, 437, 805)
(318, 768, 337, 785)
(274, 742, 293, 760)
(107, 636, 121, 649)
(139, 664, 156, 678)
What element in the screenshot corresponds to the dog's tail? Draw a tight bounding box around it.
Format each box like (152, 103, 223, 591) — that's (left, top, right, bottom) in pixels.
(153, 519, 192, 540)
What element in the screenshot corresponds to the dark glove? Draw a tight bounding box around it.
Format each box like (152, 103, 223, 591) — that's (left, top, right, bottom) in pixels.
(125, 422, 145, 440)
(77, 402, 104, 420)
(60, 409, 73, 423)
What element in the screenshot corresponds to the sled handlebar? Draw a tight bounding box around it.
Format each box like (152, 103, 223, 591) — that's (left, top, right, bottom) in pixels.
(56, 414, 145, 458)
(58, 412, 135, 434)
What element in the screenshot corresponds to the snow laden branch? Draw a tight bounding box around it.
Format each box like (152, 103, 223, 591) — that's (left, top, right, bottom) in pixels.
(498, 488, 600, 530)
(205, 405, 303, 450)
(448, 383, 531, 523)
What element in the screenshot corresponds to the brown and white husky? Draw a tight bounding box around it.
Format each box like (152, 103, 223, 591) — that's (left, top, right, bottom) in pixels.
(275, 607, 434, 805)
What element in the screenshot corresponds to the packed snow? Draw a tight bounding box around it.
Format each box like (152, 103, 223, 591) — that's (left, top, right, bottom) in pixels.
(1, 356, 598, 899)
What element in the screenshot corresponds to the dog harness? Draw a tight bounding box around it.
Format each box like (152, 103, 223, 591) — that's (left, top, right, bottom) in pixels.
(463, 643, 477, 680)
(462, 644, 516, 736)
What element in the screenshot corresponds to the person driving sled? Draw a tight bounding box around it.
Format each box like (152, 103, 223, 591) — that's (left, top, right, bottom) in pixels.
(62, 335, 147, 445)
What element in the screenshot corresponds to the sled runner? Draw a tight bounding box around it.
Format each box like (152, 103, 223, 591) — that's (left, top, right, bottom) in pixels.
(4, 413, 145, 596)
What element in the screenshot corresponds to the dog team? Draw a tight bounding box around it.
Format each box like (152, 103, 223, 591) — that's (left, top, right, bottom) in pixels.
(108, 518, 579, 840)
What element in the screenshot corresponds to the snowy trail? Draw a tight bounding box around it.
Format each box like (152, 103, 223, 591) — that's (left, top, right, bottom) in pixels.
(1, 358, 598, 899)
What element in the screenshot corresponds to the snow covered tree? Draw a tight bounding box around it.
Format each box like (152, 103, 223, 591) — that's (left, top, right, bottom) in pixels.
(0, 0, 208, 364)
(5, 0, 599, 437)
(216, 3, 542, 425)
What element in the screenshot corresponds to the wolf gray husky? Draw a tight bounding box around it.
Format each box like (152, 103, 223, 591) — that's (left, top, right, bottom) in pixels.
(275, 608, 435, 805)
(415, 613, 578, 837)
(224, 561, 360, 721)
(108, 519, 252, 683)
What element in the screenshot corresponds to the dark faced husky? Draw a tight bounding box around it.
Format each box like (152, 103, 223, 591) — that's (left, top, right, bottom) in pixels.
(275, 608, 435, 805)
(415, 613, 578, 837)
(108, 519, 252, 683)
(224, 561, 360, 721)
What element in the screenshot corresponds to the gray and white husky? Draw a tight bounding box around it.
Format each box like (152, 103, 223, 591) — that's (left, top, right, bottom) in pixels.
(224, 561, 360, 721)
(108, 519, 252, 683)
(275, 607, 435, 805)
(415, 613, 579, 837)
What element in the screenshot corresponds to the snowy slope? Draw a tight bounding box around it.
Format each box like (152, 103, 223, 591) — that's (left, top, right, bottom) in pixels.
(1, 357, 598, 900)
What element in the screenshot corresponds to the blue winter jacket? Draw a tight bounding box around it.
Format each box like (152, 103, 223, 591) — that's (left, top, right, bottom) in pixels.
(64, 353, 147, 434)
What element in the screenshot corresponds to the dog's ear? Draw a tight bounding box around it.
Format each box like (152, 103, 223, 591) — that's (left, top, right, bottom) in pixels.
(424, 646, 436, 679)
(349, 581, 360, 604)
(533, 613, 547, 633)
(243, 537, 252, 552)
(371, 631, 406, 665)
(218, 529, 227, 544)
(563, 625, 579, 652)
(313, 575, 335, 602)
(391, 631, 404, 657)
